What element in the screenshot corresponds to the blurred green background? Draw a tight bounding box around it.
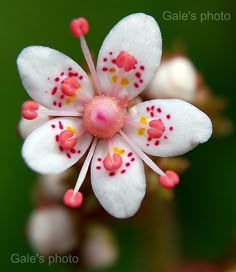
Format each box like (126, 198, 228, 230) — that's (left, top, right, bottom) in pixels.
(0, 0, 235, 271)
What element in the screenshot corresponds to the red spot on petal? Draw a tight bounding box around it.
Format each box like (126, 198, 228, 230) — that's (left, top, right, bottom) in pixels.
(97, 158, 102, 162)
(109, 52, 113, 55)
(134, 83, 139, 88)
(66, 153, 71, 159)
(155, 140, 159, 146)
(125, 162, 130, 167)
(79, 75, 83, 80)
(51, 87, 57, 95)
(127, 152, 133, 157)
(166, 114, 171, 119)
(51, 124, 56, 129)
(96, 166, 101, 170)
(131, 157, 135, 162)
(55, 77, 60, 82)
(60, 72, 64, 76)
(102, 67, 108, 72)
(148, 136, 152, 141)
(164, 136, 168, 139)
(135, 72, 141, 78)
(157, 108, 161, 113)
(140, 79, 143, 83)
(53, 101, 57, 106)
(68, 67, 72, 71)
(55, 135, 59, 142)
(150, 112, 154, 117)
(77, 150, 81, 154)
(121, 169, 126, 174)
(103, 58, 107, 62)
(140, 65, 145, 70)
(151, 105, 154, 110)
(59, 146, 64, 152)
(146, 107, 150, 111)
(169, 126, 173, 131)
(59, 121, 63, 130)
(71, 148, 76, 153)
(109, 172, 115, 177)
(112, 59, 116, 64)
(58, 102, 62, 108)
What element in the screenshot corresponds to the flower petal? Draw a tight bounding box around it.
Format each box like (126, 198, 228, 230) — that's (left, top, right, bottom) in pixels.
(90, 134, 146, 218)
(18, 105, 50, 139)
(124, 99, 212, 157)
(96, 13, 162, 100)
(17, 46, 94, 112)
(22, 117, 93, 174)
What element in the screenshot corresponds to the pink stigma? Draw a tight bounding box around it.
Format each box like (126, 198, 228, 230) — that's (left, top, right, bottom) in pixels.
(61, 77, 79, 96)
(83, 96, 125, 138)
(147, 119, 165, 138)
(63, 189, 83, 208)
(21, 100, 39, 120)
(59, 130, 78, 149)
(159, 170, 179, 189)
(103, 154, 123, 171)
(70, 17, 89, 37)
(116, 51, 137, 72)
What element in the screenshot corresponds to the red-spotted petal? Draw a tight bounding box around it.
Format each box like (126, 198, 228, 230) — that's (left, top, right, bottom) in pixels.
(22, 117, 93, 174)
(123, 99, 212, 157)
(17, 46, 94, 112)
(90, 134, 146, 218)
(96, 13, 162, 100)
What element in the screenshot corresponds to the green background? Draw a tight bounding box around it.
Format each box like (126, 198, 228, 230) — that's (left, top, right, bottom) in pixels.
(0, 0, 235, 271)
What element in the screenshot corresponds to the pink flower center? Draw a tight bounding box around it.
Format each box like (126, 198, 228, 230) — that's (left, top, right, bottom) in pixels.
(83, 95, 125, 138)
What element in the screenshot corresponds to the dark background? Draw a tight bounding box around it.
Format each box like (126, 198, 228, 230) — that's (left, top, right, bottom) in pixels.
(0, 0, 235, 271)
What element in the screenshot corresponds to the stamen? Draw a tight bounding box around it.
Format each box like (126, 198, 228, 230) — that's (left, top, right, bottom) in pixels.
(147, 119, 165, 138)
(103, 154, 123, 171)
(63, 189, 83, 208)
(111, 51, 137, 97)
(159, 170, 179, 189)
(119, 130, 165, 176)
(116, 51, 137, 72)
(61, 77, 80, 96)
(73, 137, 98, 193)
(70, 17, 102, 95)
(21, 100, 39, 120)
(70, 17, 89, 37)
(59, 130, 78, 149)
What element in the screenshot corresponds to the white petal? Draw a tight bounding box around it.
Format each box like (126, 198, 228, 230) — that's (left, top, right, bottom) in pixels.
(124, 99, 212, 157)
(18, 105, 49, 139)
(22, 117, 93, 174)
(145, 56, 197, 102)
(97, 13, 162, 100)
(90, 134, 146, 218)
(17, 46, 94, 112)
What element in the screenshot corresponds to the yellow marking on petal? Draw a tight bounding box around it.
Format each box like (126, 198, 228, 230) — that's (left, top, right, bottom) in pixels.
(139, 116, 148, 124)
(66, 126, 77, 134)
(65, 94, 77, 105)
(76, 83, 81, 89)
(121, 77, 129, 86)
(112, 75, 117, 83)
(137, 128, 145, 135)
(109, 68, 115, 73)
(113, 147, 125, 155)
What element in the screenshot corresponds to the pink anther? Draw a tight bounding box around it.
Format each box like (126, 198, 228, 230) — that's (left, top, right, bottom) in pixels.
(63, 189, 83, 208)
(59, 130, 78, 149)
(159, 170, 179, 189)
(147, 119, 165, 138)
(21, 100, 39, 120)
(116, 51, 137, 72)
(103, 154, 123, 171)
(70, 17, 89, 37)
(61, 77, 79, 96)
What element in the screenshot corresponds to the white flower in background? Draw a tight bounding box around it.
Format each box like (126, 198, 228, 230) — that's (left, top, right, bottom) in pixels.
(82, 224, 118, 269)
(17, 13, 212, 219)
(145, 56, 197, 102)
(27, 206, 77, 255)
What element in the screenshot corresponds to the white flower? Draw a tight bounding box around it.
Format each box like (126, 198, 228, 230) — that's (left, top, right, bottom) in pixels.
(27, 207, 77, 255)
(145, 56, 197, 102)
(17, 13, 212, 219)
